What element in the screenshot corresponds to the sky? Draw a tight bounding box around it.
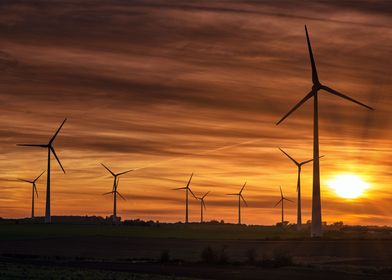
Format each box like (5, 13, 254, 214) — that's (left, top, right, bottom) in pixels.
(0, 0, 391, 225)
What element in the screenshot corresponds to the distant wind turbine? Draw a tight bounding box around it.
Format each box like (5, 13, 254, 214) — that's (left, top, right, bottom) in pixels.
(276, 25, 373, 237)
(101, 163, 133, 224)
(196, 191, 210, 223)
(17, 118, 67, 223)
(274, 186, 293, 226)
(18, 171, 45, 219)
(227, 182, 247, 225)
(279, 148, 324, 230)
(172, 173, 196, 224)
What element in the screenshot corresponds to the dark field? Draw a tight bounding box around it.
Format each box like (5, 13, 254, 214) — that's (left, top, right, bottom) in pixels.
(1, 224, 392, 279)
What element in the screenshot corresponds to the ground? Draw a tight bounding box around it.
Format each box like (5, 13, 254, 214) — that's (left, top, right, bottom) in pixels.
(1, 223, 392, 279)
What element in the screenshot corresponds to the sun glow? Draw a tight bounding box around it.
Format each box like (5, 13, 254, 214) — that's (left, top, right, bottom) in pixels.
(327, 174, 370, 199)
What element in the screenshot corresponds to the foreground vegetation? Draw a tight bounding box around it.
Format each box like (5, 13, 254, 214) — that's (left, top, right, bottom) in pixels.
(0, 222, 391, 241)
(0, 262, 198, 280)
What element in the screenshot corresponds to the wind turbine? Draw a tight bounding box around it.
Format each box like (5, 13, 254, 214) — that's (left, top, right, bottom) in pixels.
(18, 171, 45, 219)
(172, 173, 196, 224)
(276, 26, 374, 237)
(279, 148, 324, 230)
(274, 186, 293, 226)
(227, 182, 247, 225)
(196, 191, 210, 223)
(17, 118, 67, 223)
(101, 163, 133, 224)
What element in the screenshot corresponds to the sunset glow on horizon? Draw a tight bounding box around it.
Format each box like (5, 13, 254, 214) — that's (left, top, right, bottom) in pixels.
(0, 0, 391, 226)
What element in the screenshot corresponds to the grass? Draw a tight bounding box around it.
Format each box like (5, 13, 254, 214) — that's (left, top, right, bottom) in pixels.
(0, 223, 308, 241)
(0, 262, 199, 280)
(0, 223, 391, 241)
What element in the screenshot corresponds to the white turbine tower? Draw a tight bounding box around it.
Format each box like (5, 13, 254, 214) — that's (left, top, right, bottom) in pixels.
(274, 186, 293, 226)
(172, 173, 197, 224)
(18, 171, 45, 219)
(18, 119, 67, 223)
(196, 191, 210, 223)
(101, 164, 133, 224)
(276, 26, 373, 237)
(227, 182, 247, 225)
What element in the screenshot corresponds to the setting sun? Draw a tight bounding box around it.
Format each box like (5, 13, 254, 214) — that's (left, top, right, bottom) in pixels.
(327, 174, 370, 199)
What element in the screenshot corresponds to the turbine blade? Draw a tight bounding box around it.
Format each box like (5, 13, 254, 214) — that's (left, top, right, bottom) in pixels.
(51, 147, 65, 174)
(202, 191, 210, 199)
(321, 85, 374, 110)
(101, 163, 115, 176)
(305, 25, 319, 85)
(274, 198, 283, 208)
(17, 144, 47, 147)
(240, 182, 246, 194)
(284, 197, 294, 203)
(300, 158, 314, 165)
(226, 193, 237, 196)
(33, 184, 38, 198)
(276, 90, 315, 125)
(34, 170, 46, 182)
(116, 191, 126, 201)
(102, 191, 114, 195)
(18, 179, 32, 183)
(188, 187, 197, 199)
(240, 195, 248, 207)
(280, 186, 283, 198)
(49, 118, 67, 144)
(117, 169, 134, 176)
(278, 148, 299, 166)
(185, 173, 193, 188)
(172, 187, 187, 190)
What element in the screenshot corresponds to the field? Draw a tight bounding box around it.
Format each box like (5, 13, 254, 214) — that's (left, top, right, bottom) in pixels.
(1, 223, 392, 279)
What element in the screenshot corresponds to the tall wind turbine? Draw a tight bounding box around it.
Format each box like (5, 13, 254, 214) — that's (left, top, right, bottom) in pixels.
(227, 182, 247, 225)
(18, 171, 45, 219)
(173, 173, 196, 224)
(274, 186, 293, 226)
(196, 191, 210, 223)
(279, 148, 323, 230)
(18, 118, 67, 223)
(276, 26, 373, 237)
(101, 163, 133, 224)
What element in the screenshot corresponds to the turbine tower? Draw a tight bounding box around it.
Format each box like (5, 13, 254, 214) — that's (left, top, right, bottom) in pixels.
(274, 186, 293, 226)
(18, 171, 45, 219)
(101, 163, 133, 224)
(18, 118, 67, 223)
(279, 148, 322, 230)
(276, 26, 373, 237)
(196, 191, 210, 223)
(172, 173, 196, 224)
(227, 182, 247, 225)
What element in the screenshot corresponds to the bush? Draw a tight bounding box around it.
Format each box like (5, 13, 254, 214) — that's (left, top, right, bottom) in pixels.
(159, 250, 170, 263)
(272, 251, 293, 267)
(201, 246, 216, 264)
(218, 245, 229, 264)
(246, 248, 257, 264)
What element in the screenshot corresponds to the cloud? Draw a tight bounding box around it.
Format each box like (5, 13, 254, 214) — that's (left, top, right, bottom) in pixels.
(0, 0, 390, 225)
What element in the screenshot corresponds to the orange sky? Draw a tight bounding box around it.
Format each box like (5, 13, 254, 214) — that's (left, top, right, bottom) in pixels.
(0, 0, 391, 225)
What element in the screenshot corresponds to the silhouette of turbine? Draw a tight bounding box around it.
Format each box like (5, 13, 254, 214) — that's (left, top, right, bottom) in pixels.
(279, 148, 324, 230)
(101, 163, 133, 224)
(18, 118, 67, 223)
(196, 191, 210, 223)
(227, 182, 247, 225)
(276, 26, 373, 237)
(18, 171, 45, 219)
(172, 173, 196, 224)
(274, 186, 293, 226)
